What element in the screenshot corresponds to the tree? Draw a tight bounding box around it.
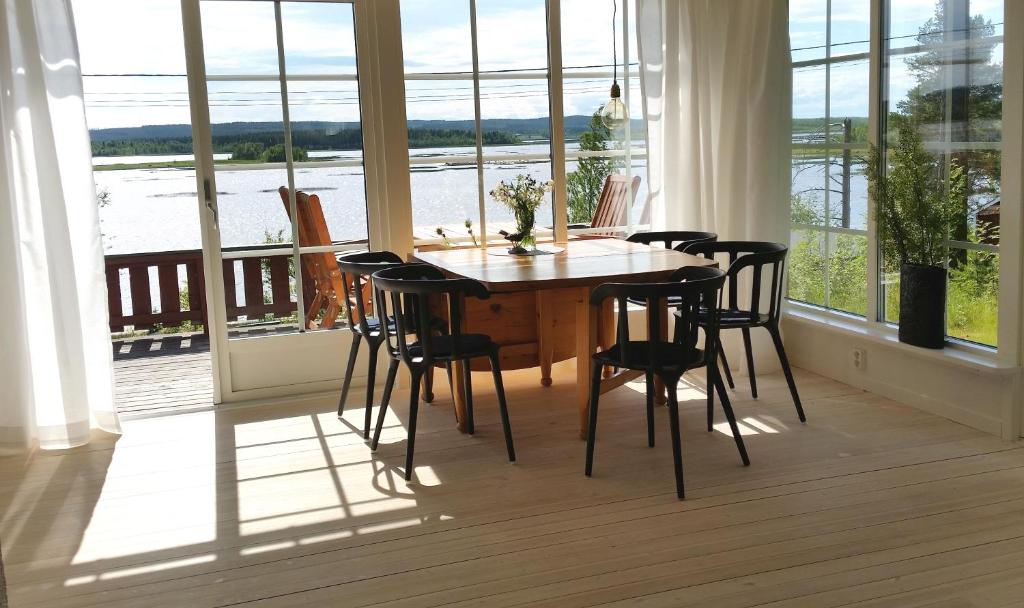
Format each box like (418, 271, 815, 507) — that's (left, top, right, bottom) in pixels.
(895, 0, 1002, 263)
(230, 142, 265, 161)
(566, 111, 616, 224)
(261, 144, 308, 163)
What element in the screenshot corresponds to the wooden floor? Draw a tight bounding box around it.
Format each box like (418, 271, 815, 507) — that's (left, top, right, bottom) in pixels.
(2, 364, 1024, 607)
(112, 334, 214, 415)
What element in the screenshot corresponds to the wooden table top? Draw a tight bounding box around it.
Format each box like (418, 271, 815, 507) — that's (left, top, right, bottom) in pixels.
(411, 238, 717, 292)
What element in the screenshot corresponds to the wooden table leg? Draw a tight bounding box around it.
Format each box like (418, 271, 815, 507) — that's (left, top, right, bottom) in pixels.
(653, 297, 669, 405)
(536, 291, 554, 387)
(576, 287, 598, 440)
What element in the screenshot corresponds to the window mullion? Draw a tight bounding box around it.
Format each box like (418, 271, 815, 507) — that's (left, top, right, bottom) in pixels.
(469, 0, 487, 246)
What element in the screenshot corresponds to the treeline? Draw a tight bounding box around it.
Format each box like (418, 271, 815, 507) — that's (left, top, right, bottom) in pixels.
(90, 128, 521, 157)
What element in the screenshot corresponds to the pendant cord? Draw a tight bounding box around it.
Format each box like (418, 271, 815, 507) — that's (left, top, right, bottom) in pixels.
(612, 0, 618, 84)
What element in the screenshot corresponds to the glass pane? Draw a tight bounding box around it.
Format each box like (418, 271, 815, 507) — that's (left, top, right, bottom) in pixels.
(404, 79, 481, 241)
(791, 159, 828, 226)
(201, 1, 280, 76)
(792, 65, 827, 141)
(790, 0, 827, 63)
(883, 0, 1003, 346)
(281, 2, 357, 76)
(827, 151, 868, 230)
(224, 254, 298, 337)
(830, 0, 871, 55)
(827, 232, 868, 316)
(561, 0, 620, 71)
(294, 167, 369, 244)
(400, 0, 473, 74)
(484, 157, 553, 233)
(476, 0, 548, 73)
(216, 168, 292, 250)
(947, 249, 998, 347)
(788, 229, 827, 307)
(299, 253, 350, 332)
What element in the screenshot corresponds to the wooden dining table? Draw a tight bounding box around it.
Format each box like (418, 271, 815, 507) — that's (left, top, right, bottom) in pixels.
(411, 238, 718, 438)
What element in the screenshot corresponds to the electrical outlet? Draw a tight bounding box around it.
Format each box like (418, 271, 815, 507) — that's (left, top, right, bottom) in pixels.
(851, 347, 866, 370)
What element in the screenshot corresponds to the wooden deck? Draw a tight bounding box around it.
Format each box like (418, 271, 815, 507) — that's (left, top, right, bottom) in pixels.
(3, 365, 1023, 607)
(112, 334, 214, 415)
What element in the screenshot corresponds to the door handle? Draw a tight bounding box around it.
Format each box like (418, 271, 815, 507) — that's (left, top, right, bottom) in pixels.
(203, 177, 218, 227)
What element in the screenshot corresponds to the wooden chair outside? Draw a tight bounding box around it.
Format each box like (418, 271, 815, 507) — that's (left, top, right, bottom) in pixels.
(577, 174, 642, 236)
(277, 186, 350, 329)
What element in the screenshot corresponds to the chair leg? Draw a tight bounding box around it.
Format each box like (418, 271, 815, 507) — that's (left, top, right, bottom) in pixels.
(489, 350, 516, 463)
(362, 341, 380, 439)
(584, 362, 604, 477)
(706, 352, 716, 433)
(337, 333, 361, 418)
(462, 360, 475, 435)
(741, 327, 757, 398)
(768, 324, 806, 423)
(404, 370, 424, 481)
(370, 359, 400, 451)
(665, 375, 686, 500)
(718, 345, 736, 389)
(714, 373, 750, 466)
(645, 370, 655, 447)
(423, 364, 435, 403)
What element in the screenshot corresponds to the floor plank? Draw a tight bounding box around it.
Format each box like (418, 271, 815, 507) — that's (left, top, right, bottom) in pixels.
(1, 364, 1021, 608)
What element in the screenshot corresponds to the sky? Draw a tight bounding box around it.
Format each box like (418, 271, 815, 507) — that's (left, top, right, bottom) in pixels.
(72, 0, 1004, 131)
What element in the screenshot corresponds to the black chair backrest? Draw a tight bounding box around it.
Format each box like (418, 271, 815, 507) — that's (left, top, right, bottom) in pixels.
(590, 266, 726, 370)
(336, 251, 404, 336)
(683, 241, 788, 323)
(627, 231, 718, 252)
(371, 264, 490, 365)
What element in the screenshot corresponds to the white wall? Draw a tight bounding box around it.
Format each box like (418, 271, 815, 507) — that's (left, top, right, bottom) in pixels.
(783, 312, 1022, 440)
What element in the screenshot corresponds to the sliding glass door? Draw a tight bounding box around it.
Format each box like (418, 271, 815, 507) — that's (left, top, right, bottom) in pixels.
(183, 0, 378, 401)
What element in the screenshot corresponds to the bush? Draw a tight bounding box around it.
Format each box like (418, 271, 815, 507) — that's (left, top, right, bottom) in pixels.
(566, 111, 617, 224)
(262, 144, 308, 163)
(230, 142, 265, 161)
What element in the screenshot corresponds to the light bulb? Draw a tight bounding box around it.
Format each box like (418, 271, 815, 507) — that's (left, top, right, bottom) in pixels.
(599, 83, 629, 131)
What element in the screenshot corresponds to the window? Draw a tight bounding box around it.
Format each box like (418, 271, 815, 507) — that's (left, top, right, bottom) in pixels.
(787, 0, 1006, 350)
(881, 0, 1003, 347)
(400, 0, 647, 246)
(788, 0, 871, 316)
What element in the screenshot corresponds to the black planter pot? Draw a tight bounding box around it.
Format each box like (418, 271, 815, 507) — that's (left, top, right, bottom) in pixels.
(898, 263, 947, 349)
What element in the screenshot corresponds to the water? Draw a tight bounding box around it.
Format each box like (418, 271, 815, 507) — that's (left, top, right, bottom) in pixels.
(94, 143, 864, 255)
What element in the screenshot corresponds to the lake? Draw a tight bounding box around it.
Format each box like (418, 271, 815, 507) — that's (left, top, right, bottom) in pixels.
(94, 143, 868, 255)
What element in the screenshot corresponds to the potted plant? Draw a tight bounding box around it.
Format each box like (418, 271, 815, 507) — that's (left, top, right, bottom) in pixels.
(490, 174, 553, 254)
(867, 118, 966, 349)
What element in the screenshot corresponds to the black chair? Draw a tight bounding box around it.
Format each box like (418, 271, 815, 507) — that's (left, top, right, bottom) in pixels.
(585, 266, 750, 499)
(626, 230, 717, 252)
(369, 264, 515, 481)
(335, 251, 405, 439)
(684, 241, 806, 425)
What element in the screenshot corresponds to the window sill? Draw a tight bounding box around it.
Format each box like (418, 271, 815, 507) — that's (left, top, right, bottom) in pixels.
(783, 303, 1019, 376)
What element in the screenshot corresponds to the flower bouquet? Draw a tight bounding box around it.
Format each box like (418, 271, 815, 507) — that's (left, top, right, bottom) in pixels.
(490, 174, 554, 254)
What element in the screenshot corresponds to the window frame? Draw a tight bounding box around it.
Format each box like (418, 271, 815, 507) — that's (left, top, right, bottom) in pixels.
(786, 0, 1018, 362)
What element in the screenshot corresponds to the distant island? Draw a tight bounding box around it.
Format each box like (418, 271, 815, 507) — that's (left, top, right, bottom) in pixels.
(88, 116, 647, 158)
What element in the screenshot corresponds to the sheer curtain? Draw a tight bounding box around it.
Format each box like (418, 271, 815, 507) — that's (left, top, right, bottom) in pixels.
(0, 0, 120, 450)
(636, 0, 791, 370)
(636, 0, 791, 242)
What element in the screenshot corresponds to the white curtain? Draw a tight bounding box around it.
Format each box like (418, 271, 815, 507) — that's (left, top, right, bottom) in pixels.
(0, 0, 120, 450)
(636, 0, 792, 372)
(637, 0, 791, 243)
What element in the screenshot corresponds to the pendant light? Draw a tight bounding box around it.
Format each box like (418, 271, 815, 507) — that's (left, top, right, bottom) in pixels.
(598, 0, 629, 131)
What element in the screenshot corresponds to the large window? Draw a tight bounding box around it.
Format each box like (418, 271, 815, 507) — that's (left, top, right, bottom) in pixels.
(788, 0, 1005, 349)
(881, 0, 1003, 347)
(788, 0, 871, 316)
(400, 0, 647, 246)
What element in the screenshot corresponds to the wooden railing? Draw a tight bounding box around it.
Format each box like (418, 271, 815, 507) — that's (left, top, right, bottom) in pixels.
(105, 246, 306, 333)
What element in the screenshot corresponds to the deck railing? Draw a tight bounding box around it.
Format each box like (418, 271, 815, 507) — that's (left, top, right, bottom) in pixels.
(104, 246, 305, 333)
